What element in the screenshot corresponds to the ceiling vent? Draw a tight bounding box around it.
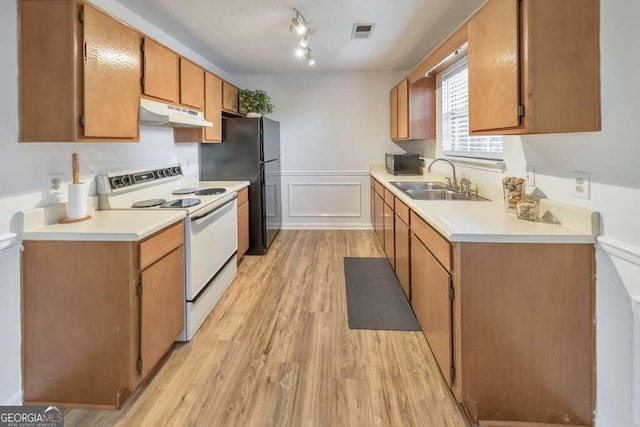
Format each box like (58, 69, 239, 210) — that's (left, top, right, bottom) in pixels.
(351, 23, 375, 39)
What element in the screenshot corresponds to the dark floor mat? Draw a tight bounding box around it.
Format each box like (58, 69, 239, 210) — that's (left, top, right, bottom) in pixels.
(344, 257, 420, 331)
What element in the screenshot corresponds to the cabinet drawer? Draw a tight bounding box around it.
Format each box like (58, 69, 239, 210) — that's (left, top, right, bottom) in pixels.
(140, 222, 184, 270)
(384, 188, 395, 206)
(374, 180, 384, 196)
(237, 187, 249, 205)
(410, 211, 451, 272)
(395, 199, 410, 225)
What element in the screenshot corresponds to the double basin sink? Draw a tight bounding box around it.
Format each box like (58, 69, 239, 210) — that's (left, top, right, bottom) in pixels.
(390, 181, 490, 201)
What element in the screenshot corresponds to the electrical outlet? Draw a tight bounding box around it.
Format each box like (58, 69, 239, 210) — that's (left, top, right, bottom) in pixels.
(572, 171, 591, 199)
(525, 165, 535, 187)
(46, 173, 64, 197)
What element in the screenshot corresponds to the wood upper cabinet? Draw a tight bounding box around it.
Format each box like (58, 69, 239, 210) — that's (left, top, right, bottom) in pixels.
(223, 81, 240, 114)
(22, 222, 185, 408)
(237, 188, 250, 259)
(174, 71, 224, 143)
(19, 1, 140, 142)
(390, 87, 398, 139)
(142, 37, 179, 103)
(411, 231, 453, 387)
(397, 80, 409, 139)
(389, 78, 436, 141)
(204, 72, 223, 142)
(179, 58, 205, 110)
(468, 0, 601, 134)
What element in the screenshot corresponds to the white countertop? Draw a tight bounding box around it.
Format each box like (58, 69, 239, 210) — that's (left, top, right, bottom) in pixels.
(370, 167, 599, 244)
(19, 180, 251, 242)
(20, 209, 186, 242)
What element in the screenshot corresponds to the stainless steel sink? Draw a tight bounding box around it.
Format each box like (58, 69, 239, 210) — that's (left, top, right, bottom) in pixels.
(404, 189, 489, 201)
(390, 181, 448, 191)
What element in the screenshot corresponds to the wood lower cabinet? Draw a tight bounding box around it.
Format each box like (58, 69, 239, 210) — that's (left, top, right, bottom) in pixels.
(237, 188, 250, 259)
(383, 193, 395, 268)
(411, 231, 453, 387)
(140, 247, 184, 379)
(22, 222, 185, 408)
(394, 209, 411, 300)
(468, 0, 600, 134)
(142, 37, 179, 104)
(370, 176, 596, 425)
(452, 242, 595, 425)
(373, 186, 385, 248)
(223, 81, 240, 114)
(19, 1, 140, 142)
(389, 78, 436, 141)
(179, 58, 205, 110)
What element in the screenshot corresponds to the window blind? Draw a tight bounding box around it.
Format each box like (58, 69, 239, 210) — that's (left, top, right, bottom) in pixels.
(442, 63, 503, 159)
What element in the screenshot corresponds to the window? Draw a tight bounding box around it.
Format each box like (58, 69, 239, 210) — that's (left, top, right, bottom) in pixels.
(442, 62, 503, 160)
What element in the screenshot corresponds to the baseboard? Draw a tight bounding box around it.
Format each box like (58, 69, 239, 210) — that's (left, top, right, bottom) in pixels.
(2, 390, 23, 406)
(281, 223, 373, 230)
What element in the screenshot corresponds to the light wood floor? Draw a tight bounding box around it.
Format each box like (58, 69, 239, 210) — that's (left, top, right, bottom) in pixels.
(66, 230, 467, 427)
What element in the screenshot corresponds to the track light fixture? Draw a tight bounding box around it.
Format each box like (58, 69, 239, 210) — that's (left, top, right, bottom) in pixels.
(290, 8, 316, 66)
(290, 8, 308, 36)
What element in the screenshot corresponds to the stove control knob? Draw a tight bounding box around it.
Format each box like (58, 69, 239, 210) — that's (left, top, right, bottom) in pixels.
(110, 177, 122, 189)
(121, 175, 131, 186)
(171, 167, 179, 176)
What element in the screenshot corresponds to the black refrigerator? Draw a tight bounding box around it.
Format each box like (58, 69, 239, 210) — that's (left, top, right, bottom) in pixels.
(199, 117, 281, 255)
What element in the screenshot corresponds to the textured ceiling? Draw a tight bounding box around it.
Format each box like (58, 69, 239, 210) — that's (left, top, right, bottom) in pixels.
(116, 0, 486, 74)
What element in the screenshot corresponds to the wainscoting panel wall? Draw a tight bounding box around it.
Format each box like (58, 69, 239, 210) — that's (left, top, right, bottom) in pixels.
(281, 171, 372, 229)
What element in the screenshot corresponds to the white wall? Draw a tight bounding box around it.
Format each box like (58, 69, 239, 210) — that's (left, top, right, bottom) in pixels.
(234, 71, 407, 229)
(0, 0, 230, 405)
(424, 1, 640, 425)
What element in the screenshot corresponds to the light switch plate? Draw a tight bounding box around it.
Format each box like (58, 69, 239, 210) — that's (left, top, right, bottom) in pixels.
(572, 171, 591, 199)
(525, 165, 535, 187)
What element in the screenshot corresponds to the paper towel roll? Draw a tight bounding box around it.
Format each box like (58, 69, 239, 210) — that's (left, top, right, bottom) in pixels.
(68, 182, 89, 220)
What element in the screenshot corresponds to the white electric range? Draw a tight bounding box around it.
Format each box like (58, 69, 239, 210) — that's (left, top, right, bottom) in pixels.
(97, 164, 247, 341)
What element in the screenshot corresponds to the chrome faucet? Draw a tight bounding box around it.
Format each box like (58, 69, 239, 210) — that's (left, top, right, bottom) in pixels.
(428, 158, 458, 190)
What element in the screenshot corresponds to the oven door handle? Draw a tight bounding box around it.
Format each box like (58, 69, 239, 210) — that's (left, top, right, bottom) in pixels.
(190, 194, 237, 222)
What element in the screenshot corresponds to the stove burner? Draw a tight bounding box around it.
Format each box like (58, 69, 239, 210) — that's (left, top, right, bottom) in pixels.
(172, 187, 198, 195)
(132, 199, 166, 208)
(196, 188, 227, 196)
(162, 198, 202, 208)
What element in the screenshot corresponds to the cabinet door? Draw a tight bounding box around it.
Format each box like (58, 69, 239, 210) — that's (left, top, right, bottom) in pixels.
(223, 81, 239, 113)
(204, 72, 223, 142)
(370, 186, 376, 231)
(140, 246, 184, 379)
(237, 201, 249, 258)
(143, 38, 179, 103)
(390, 86, 398, 139)
(397, 79, 409, 139)
(395, 215, 410, 300)
(468, 0, 520, 132)
(384, 201, 395, 268)
(83, 5, 140, 139)
(411, 234, 453, 386)
(374, 191, 385, 248)
(180, 58, 205, 110)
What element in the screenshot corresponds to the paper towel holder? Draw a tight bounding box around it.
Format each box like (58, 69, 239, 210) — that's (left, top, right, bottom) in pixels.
(59, 153, 92, 224)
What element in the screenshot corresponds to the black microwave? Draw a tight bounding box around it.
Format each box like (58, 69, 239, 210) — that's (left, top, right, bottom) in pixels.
(385, 154, 421, 175)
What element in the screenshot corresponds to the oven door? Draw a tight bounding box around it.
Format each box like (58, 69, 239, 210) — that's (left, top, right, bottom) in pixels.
(185, 193, 238, 300)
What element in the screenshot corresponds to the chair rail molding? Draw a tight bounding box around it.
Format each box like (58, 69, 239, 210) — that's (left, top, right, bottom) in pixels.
(598, 236, 640, 267)
(0, 233, 19, 252)
(280, 170, 369, 177)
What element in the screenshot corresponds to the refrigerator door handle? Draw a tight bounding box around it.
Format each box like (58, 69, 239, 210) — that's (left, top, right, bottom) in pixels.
(261, 158, 278, 164)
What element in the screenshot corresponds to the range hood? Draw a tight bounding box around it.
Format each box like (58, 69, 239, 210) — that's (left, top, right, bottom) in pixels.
(139, 98, 213, 128)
